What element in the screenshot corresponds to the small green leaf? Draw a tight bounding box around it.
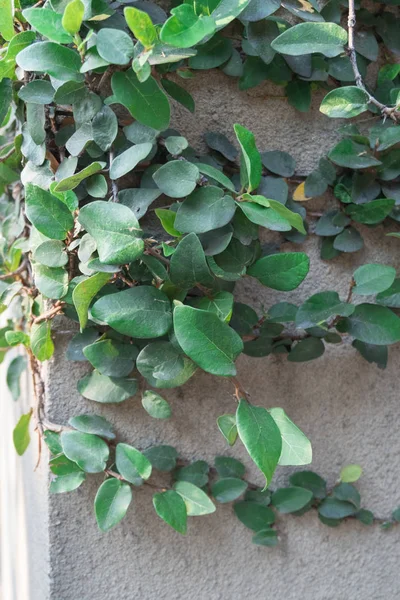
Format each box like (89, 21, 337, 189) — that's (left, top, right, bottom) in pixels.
(234, 123, 262, 192)
(33, 264, 68, 300)
(173, 305, 243, 376)
(13, 411, 32, 456)
(174, 481, 216, 516)
(16, 41, 82, 81)
(340, 303, 400, 345)
(96, 28, 134, 65)
(83, 339, 137, 378)
(153, 161, 199, 198)
(211, 477, 248, 503)
(340, 464, 363, 483)
(22, 8, 73, 43)
(94, 479, 132, 532)
(69, 414, 115, 440)
(153, 490, 187, 534)
(77, 371, 137, 404)
(91, 286, 172, 339)
(144, 445, 178, 472)
(217, 414, 238, 446)
(353, 264, 396, 296)
(175, 186, 236, 233)
(142, 390, 172, 419)
(236, 399, 282, 487)
(110, 143, 153, 180)
(0, 0, 14, 41)
(248, 252, 310, 291)
(288, 337, 325, 362)
(25, 184, 73, 240)
(289, 471, 327, 499)
(269, 407, 312, 466)
(318, 497, 357, 519)
(170, 233, 213, 289)
(252, 528, 278, 547)
(124, 6, 157, 48)
(271, 22, 347, 57)
(160, 4, 215, 48)
(234, 501, 275, 531)
(72, 272, 110, 330)
(62, 0, 84, 35)
(30, 320, 54, 361)
(116, 443, 152, 484)
(160, 78, 195, 113)
(54, 162, 106, 192)
(271, 486, 313, 513)
(49, 454, 86, 493)
(61, 431, 109, 473)
(215, 456, 245, 478)
(320, 86, 369, 118)
(295, 291, 354, 329)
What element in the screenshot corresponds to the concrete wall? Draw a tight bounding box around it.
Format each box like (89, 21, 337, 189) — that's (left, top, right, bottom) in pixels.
(3, 65, 400, 600)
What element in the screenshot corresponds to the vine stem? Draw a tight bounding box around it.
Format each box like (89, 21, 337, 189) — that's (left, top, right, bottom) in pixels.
(33, 301, 65, 324)
(0, 259, 28, 281)
(347, 0, 399, 122)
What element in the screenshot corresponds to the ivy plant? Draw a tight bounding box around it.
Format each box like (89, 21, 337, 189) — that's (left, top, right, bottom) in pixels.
(0, 0, 399, 544)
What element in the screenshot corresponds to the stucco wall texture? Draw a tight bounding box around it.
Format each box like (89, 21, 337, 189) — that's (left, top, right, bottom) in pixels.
(4, 67, 400, 599)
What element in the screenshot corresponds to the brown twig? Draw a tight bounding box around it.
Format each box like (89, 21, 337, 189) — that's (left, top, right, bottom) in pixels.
(0, 259, 28, 281)
(33, 302, 65, 325)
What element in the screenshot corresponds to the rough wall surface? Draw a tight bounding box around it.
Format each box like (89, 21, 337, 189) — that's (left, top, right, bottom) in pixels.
(7, 65, 400, 599)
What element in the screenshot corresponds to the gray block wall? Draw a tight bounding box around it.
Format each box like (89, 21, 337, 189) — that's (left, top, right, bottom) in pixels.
(3, 67, 400, 600)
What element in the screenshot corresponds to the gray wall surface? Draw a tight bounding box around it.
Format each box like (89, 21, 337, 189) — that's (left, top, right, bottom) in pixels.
(3, 60, 400, 600)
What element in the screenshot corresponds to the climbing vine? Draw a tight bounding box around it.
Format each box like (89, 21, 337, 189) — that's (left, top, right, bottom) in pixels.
(1, 0, 400, 544)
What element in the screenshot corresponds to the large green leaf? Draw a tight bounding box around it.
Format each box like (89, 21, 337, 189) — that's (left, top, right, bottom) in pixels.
(212, 0, 251, 28)
(111, 71, 170, 130)
(16, 42, 83, 81)
(173, 305, 243, 376)
(170, 233, 214, 288)
(137, 341, 184, 382)
(173, 481, 216, 516)
(152, 161, 199, 198)
(13, 411, 32, 456)
(0, 0, 14, 41)
(96, 28, 134, 65)
(153, 490, 187, 534)
(160, 4, 215, 48)
(91, 286, 172, 339)
(116, 443, 152, 484)
(248, 252, 309, 290)
(269, 407, 312, 466)
(68, 414, 115, 440)
(25, 184, 73, 240)
(22, 8, 73, 43)
(124, 6, 157, 48)
(320, 86, 369, 118)
(94, 479, 132, 532)
(61, 431, 109, 473)
(62, 0, 84, 35)
(83, 339, 137, 378)
(49, 454, 86, 494)
(175, 186, 236, 233)
(328, 140, 381, 169)
(339, 303, 400, 345)
(77, 371, 138, 404)
(234, 123, 262, 192)
(72, 272, 110, 330)
(33, 264, 68, 299)
(54, 162, 106, 192)
(295, 291, 354, 328)
(110, 143, 153, 180)
(353, 264, 396, 296)
(78, 201, 144, 265)
(271, 22, 347, 57)
(236, 399, 282, 487)
(233, 501, 275, 530)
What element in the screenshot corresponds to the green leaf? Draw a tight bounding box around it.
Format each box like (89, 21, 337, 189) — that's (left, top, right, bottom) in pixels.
(261, 150, 295, 177)
(173, 305, 243, 376)
(320, 86, 369, 118)
(175, 186, 236, 234)
(170, 233, 213, 288)
(328, 140, 381, 169)
(33, 264, 68, 300)
(215, 456, 245, 478)
(352, 340, 388, 369)
(340, 303, 400, 345)
(212, 477, 247, 503)
(30, 321, 54, 361)
(72, 272, 110, 330)
(244, 195, 305, 234)
(236, 399, 282, 487)
(62, 0, 84, 35)
(160, 78, 195, 113)
(92, 286, 172, 339)
(217, 414, 238, 446)
(234, 123, 262, 192)
(248, 252, 309, 291)
(77, 371, 137, 404)
(144, 445, 178, 471)
(61, 431, 109, 473)
(0, 0, 14, 41)
(7, 356, 27, 401)
(94, 479, 132, 532)
(137, 341, 184, 382)
(295, 291, 354, 329)
(333, 227, 364, 253)
(376, 279, 400, 308)
(78, 201, 144, 265)
(69, 414, 115, 440)
(340, 464, 363, 483)
(25, 184, 73, 240)
(269, 407, 312, 466)
(116, 443, 152, 484)
(240, 201, 291, 232)
(234, 501, 275, 531)
(155, 208, 182, 237)
(173, 481, 216, 516)
(160, 4, 215, 48)
(22, 8, 73, 43)
(43, 430, 63, 455)
(196, 163, 236, 192)
(271, 486, 313, 513)
(289, 471, 327, 499)
(83, 339, 137, 378)
(54, 162, 106, 192)
(252, 528, 278, 547)
(49, 454, 86, 493)
(345, 199, 395, 225)
(353, 264, 396, 296)
(212, 0, 251, 28)
(318, 497, 357, 519)
(0, 79, 12, 127)
(153, 490, 187, 534)
(141, 390, 171, 419)
(111, 71, 170, 130)
(288, 337, 325, 362)
(271, 22, 347, 57)
(153, 161, 199, 198)
(96, 28, 134, 65)
(191, 291, 234, 322)
(13, 411, 32, 456)
(16, 41, 82, 81)
(124, 6, 157, 48)
(33, 240, 68, 268)
(110, 143, 153, 180)
(92, 106, 118, 152)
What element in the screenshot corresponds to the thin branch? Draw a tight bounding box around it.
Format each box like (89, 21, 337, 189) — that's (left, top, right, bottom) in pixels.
(0, 259, 28, 281)
(347, 0, 399, 122)
(33, 302, 65, 325)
